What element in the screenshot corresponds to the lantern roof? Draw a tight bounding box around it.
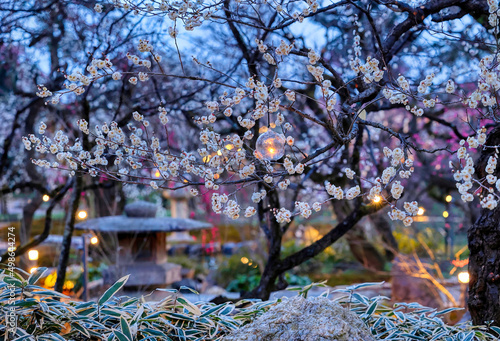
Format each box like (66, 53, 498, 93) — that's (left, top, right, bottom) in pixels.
(75, 201, 212, 233)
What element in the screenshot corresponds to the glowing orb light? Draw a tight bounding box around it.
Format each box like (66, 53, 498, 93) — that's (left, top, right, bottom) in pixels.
(458, 271, 470, 284)
(90, 236, 99, 245)
(372, 195, 382, 203)
(42, 194, 50, 202)
(78, 210, 88, 219)
(28, 249, 39, 261)
(255, 130, 285, 161)
(417, 207, 425, 215)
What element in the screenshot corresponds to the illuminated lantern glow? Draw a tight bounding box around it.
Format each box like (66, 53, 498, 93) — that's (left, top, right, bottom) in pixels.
(90, 236, 98, 245)
(29, 267, 38, 274)
(28, 249, 39, 261)
(417, 207, 425, 215)
(445, 195, 452, 203)
(458, 271, 470, 284)
(443, 211, 449, 218)
(255, 130, 286, 161)
(42, 194, 50, 202)
(372, 195, 382, 203)
(78, 210, 88, 219)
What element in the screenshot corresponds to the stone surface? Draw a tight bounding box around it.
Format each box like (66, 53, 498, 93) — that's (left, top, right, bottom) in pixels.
(223, 296, 374, 341)
(124, 201, 158, 217)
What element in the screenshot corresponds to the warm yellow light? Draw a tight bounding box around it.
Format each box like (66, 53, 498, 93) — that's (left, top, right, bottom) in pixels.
(458, 271, 470, 284)
(446, 195, 452, 203)
(90, 237, 98, 245)
(29, 267, 38, 274)
(225, 144, 234, 150)
(241, 257, 249, 264)
(154, 170, 161, 178)
(217, 150, 222, 156)
(78, 210, 88, 219)
(443, 211, 449, 218)
(417, 207, 425, 216)
(372, 195, 382, 203)
(28, 249, 39, 261)
(214, 173, 220, 179)
(203, 155, 211, 163)
(259, 126, 268, 133)
(64, 280, 75, 290)
(42, 194, 50, 202)
(256, 130, 285, 160)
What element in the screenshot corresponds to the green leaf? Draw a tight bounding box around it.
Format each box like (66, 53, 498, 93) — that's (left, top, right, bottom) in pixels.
(98, 275, 129, 306)
(77, 306, 97, 316)
(462, 331, 475, 341)
(40, 334, 66, 341)
(12, 336, 34, 341)
(346, 282, 385, 291)
(432, 307, 463, 316)
(142, 328, 170, 337)
(27, 267, 47, 285)
(120, 316, 133, 341)
(101, 308, 125, 317)
(365, 300, 378, 317)
(399, 333, 426, 340)
(219, 304, 234, 316)
(31, 290, 68, 298)
(490, 326, 500, 336)
(71, 322, 91, 338)
(176, 297, 201, 316)
(4, 276, 23, 287)
(114, 330, 130, 341)
(200, 304, 226, 317)
(179, 286, 199, 294)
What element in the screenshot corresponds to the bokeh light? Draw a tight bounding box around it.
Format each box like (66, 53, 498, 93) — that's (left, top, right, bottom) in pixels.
(255, 130, 285, 161)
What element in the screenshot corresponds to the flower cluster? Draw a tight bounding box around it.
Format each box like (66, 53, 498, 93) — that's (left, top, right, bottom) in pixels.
(452, 128, 500, 209)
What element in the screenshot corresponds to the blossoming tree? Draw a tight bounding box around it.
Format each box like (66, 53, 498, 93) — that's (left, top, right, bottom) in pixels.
(12, 0, 500, 325)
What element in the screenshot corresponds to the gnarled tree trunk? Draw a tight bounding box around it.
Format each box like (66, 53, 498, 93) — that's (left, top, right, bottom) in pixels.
(468, 126, 500, 326)
(468, 207, 500, 325)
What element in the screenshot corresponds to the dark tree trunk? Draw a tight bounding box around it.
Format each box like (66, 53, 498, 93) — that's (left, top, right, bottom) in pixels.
(54, 176, 83, 293)
(468, 207, 500, 325)
(20, 195, 43, 245)
(247, 189, 283, 300)
(468, 126, 500, 326)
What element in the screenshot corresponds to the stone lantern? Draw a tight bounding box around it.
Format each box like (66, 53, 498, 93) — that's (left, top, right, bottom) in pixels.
(75, 201, 212, 288)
